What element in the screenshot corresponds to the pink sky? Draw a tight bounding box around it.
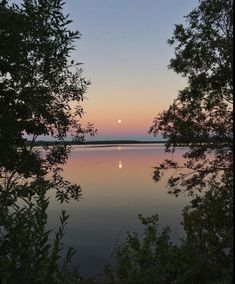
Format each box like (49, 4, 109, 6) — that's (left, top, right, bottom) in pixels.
(65, 0, 197, 140)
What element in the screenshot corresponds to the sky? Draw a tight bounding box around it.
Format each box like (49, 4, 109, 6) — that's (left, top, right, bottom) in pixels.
(13, 0, 198, 141)
(62, 0, 199, 141)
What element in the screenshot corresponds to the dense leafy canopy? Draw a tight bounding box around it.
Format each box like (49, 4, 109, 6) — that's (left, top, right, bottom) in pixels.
(149, 0, 233, 194)
(0, 0, 95, 198)
(0, 1, 92, 282)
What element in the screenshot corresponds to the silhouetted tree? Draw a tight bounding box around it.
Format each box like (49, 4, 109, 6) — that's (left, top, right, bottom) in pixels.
(129, 0, 235, 282)
(0, 0, 95, 200)
(0, 1, 93, 281)
(149, 0, 233, 195)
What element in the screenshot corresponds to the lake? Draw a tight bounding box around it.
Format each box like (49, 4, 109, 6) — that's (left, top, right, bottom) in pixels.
(47, 144, 191, 277)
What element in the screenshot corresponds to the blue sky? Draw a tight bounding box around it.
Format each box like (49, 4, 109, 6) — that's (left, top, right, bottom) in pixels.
(12, 0, 198, 141)
(62, 0, 198, 140)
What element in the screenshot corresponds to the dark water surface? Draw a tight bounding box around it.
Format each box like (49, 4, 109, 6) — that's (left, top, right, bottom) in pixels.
(47, 144, 191, 277)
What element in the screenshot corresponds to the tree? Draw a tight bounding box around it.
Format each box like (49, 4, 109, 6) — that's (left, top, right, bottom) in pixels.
(0, 1, 94, 281)
(127, 0, 235, 282)
(0, 0, 95, 200)
(149, 0, 233, 195)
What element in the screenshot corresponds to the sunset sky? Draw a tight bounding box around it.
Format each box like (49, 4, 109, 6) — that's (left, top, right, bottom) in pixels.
(65, 0, 198, 141)
(15, 0, 198, 141)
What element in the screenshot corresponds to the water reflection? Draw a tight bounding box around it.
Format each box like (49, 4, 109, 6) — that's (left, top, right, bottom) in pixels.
(48, 144, 190, 277)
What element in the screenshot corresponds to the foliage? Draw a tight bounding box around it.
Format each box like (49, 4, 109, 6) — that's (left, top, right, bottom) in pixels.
(0, 0, 95, 198)
(0, 0, 92, 282)
(149, 0, 233, 194)
(102, 2, 234, 283)
(105, 214, 180, 284)
(107, 1, 234, 280)
(178, 177, 233, 283)
(0, 185, 82, 283)
(106, 185, 233, 284)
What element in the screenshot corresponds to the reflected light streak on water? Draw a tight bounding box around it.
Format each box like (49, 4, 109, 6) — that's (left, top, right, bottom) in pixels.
(118, 160, 122, 169)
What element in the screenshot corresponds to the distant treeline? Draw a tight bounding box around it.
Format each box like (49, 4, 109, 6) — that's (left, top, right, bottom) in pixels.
(26, 140, 167, 146)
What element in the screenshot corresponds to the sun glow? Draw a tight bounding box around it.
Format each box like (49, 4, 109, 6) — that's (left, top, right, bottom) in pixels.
(117, 119, 122, 124)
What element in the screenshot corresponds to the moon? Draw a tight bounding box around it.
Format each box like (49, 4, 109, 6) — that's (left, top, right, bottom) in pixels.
(117, 119, 122, 124)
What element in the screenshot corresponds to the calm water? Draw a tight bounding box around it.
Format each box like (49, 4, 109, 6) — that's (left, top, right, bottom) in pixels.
(47, 144, 191, 277)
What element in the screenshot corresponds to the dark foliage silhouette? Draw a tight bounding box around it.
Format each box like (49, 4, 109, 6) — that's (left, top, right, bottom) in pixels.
(0, 0, 94, 282)
(0, 0, 95, 201)
(149, 0, 233, 195)
(106, 1, 233, 283)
